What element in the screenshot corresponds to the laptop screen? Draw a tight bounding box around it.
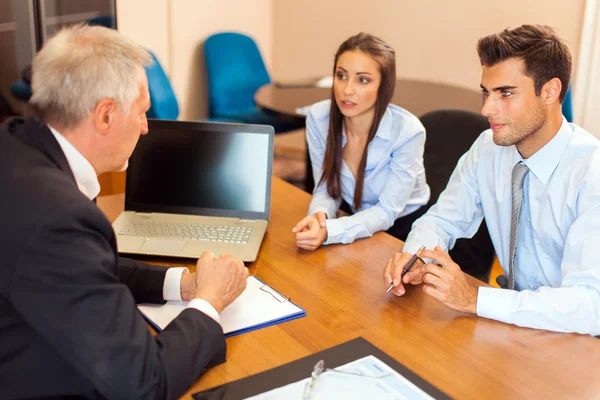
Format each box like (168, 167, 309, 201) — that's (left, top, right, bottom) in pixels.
(125, 119, 274, 220)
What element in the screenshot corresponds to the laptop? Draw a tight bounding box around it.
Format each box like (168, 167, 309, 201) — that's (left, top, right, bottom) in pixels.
(112, 119, 274, 262)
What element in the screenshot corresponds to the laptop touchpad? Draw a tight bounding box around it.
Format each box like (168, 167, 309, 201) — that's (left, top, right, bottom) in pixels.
(139, 238, 186, 254)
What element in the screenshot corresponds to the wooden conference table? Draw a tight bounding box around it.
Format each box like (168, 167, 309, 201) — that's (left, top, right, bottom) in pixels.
(98, 177, 600, 399)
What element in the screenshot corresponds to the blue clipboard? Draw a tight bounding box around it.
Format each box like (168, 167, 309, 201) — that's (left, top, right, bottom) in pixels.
(223, 276, 306, 338)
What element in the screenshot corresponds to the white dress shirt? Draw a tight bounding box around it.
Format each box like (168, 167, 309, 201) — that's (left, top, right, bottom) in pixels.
(404, 118, 600, 335)
(307, 100, 430, 244)
(48, 125, 220, 324)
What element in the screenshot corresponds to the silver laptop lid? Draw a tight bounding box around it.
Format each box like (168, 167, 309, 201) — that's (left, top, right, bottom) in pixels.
(125, 119, 274, 221)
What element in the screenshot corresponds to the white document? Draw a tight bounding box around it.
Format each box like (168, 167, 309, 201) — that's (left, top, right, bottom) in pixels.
(245, 355, 436, 400)
(137, 276, 305, 336)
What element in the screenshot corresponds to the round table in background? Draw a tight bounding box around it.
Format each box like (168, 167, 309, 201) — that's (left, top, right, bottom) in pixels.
(255, 78, 483, 120)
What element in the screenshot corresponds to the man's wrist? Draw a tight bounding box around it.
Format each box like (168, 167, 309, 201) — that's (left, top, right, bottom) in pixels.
(468, 286, 479, 314)
(180, 270, 195, 301)
(194, 291, 224, 313)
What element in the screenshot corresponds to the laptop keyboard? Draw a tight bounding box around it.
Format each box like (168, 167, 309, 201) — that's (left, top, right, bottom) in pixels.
(118, 221, 253, 243)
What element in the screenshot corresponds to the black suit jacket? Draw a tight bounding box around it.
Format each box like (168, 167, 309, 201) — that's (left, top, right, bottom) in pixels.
(0, 118, 226, 399)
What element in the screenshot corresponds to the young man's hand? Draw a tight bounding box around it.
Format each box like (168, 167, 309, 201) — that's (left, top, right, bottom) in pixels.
(418, 247, 478, 314)
(383, 250, 426, 296)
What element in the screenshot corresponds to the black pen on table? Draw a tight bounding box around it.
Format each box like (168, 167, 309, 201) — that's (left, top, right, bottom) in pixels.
(386, 246, 425, 294)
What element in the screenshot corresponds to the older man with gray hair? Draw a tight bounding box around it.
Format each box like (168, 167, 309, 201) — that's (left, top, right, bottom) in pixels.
(0, 24, 248, 399)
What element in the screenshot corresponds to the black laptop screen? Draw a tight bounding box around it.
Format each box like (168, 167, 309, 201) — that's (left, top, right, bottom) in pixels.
(125, 120, 273, 220)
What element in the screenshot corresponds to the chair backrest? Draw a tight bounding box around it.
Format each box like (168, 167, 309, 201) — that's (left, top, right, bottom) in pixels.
(145, 51, 179, 120)
(420, 109, 489, 203)
(420, 109, 495, 281)
(10, 81, 32, 102)
(562, 85, 573, 122)
(87, 15, 115, 29)
(204, 32, 271, 118)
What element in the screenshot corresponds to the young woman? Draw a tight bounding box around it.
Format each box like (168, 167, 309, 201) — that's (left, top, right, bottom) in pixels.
(293, 33, 430, 250)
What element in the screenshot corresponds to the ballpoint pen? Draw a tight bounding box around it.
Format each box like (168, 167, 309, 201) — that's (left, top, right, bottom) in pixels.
(386, 246, 425, 293)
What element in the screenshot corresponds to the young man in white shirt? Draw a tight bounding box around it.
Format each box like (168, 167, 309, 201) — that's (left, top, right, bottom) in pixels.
(383, 24, 600, 336)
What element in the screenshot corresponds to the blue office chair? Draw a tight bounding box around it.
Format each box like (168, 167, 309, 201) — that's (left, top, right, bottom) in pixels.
(145, 51, 179, 120)
(9, 49, 179, 120)
(10, 81, 32, 102)
(562, 85, 573, 122)
(204, 32, 303, 133)
(87, 15, 115, 29)
(9, 15, 115, 104)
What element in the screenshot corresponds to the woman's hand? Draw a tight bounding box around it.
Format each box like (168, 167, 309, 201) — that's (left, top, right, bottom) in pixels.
(292, 212, 328, 251)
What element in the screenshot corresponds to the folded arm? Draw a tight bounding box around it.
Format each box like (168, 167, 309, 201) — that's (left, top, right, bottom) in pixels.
(325, 130, 428, 244)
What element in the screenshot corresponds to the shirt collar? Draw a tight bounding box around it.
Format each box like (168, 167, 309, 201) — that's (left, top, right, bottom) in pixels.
(517, 117, 572, 184)
(341, 106, 393, 142)
(48, 125, 101, 200)
(375, 107, 392, 140)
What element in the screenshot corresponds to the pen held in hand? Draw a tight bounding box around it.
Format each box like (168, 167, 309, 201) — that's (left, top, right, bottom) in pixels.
(385, 282, 395, 294)
(386, 246, 425, 294)
(401, 246, 425, 279)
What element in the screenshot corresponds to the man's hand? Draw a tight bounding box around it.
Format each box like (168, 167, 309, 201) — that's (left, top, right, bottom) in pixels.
(194, 251, 249, 313)
(419, 246, 478, 314)
(383, 250, 426, 296)
(180, 271, 196, 301)
(292, 211, 328, 251)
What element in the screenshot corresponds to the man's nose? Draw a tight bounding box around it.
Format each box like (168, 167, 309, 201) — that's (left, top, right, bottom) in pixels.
(481, 95, 498, 118)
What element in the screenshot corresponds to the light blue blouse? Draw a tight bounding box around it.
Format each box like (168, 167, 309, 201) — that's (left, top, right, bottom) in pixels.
(306, 100, 430, 245)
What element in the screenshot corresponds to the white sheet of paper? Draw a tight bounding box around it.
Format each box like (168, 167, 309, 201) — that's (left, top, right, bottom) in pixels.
(245, 355, 436, 400)
(137, 276, 304, 335)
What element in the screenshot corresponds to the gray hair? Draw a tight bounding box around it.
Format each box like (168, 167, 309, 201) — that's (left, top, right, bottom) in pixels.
(30, 24, 152, 129)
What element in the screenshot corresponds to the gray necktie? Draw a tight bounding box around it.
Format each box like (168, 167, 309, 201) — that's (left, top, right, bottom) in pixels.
(508, 162, 529, 290)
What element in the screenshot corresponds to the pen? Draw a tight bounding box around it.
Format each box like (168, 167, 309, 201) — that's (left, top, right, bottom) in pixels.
(386, 246, 425, 294)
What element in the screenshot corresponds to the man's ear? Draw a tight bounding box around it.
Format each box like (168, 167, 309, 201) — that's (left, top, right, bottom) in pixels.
(541, 77, 562, 105)
(93, 98, 116, 135)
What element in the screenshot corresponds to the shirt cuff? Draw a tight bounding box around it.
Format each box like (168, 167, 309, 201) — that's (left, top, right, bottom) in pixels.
(476, 286, 518, 324)
(309, 206, 333, 221)
(401, 241, 423, 255)
(162, 267, 188, 301)
(187, 299, 221, 324)
(324, 218, 345, 245)
(403, 236, 446, 263)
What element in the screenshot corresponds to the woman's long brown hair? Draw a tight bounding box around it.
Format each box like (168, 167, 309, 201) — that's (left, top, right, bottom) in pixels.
(317, 32, 396, 210)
